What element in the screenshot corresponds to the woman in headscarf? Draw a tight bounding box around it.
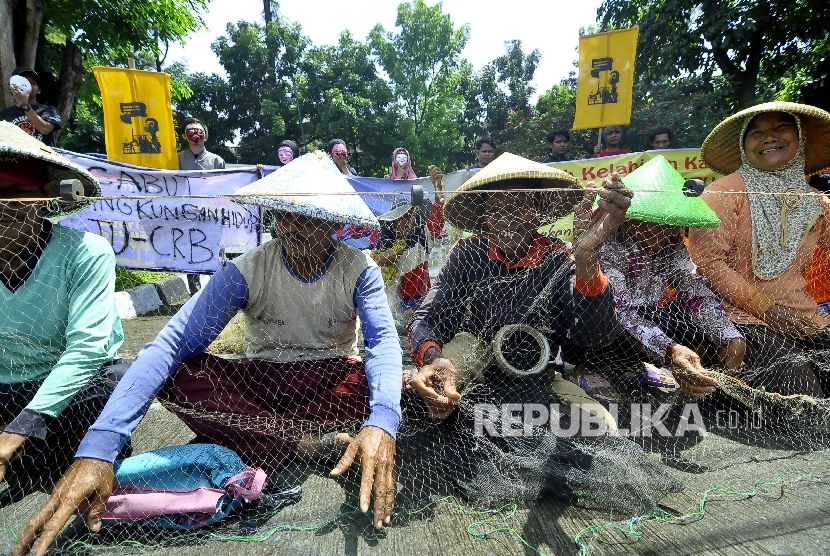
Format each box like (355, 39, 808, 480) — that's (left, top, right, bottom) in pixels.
(688, 102, 830, 398)
(388, 147, 417, 180)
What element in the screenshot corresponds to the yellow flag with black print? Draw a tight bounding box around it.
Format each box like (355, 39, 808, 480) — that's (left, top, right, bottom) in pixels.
(93, 67, 178, 169)
(573, 27, 639, 131)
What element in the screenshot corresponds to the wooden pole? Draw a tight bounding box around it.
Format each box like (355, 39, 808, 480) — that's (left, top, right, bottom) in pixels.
(596, 128, 603, 157)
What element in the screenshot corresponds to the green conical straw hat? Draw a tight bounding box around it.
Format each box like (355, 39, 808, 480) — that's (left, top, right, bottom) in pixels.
(621, 155, 720, 228)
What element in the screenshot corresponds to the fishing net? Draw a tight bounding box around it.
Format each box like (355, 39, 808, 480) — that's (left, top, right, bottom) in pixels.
(2, 179, 830, 556)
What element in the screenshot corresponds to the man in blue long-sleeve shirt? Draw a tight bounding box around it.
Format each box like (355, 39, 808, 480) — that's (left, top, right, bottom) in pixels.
(12, 154, 403, 556)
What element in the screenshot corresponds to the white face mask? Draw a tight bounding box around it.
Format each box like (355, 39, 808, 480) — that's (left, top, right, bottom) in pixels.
(395, 153, 409, 166)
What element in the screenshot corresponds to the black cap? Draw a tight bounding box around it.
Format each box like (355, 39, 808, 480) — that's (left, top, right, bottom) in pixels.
(12, 67, 39, 84)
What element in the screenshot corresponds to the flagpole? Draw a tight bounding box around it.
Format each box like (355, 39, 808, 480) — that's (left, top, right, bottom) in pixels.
(596, 128, 603, 157)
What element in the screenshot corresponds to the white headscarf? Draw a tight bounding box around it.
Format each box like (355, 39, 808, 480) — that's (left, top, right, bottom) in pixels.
(738, 113, 822, 280)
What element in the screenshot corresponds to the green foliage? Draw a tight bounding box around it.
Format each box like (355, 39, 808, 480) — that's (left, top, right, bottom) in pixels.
(598, 0, 830, 107)
(44, 0, 210, 60)
(191, 19, 310, 166)
(300, 32, 400, 176)
(368, 0, 470, 172)
(502, 74, 738, 162)
(114, 269, 178, 292)
(463, 41, 541, 152)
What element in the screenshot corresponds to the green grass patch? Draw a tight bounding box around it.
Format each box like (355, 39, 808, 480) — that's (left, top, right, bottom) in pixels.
(115, 268, 179, 292)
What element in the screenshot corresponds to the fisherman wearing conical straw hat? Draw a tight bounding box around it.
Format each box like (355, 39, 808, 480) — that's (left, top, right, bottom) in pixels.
(689, 101, 830, 398)
(407, 152, 632, 419)
(0, 121, 126, 496)
(15, 153, 403, 555)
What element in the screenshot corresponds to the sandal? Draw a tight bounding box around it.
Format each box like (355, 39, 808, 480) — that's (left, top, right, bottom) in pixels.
(576, 372, 620, 405)
(623, 362, 678, 389)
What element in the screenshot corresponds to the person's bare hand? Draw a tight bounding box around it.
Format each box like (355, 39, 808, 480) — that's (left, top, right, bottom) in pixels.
(572, 173, 632, 280)
(762, 304, 824, 339)
(409, 356, 461, 419)
(717, 338, 746, 374)
(668, 343, 717, 397)
(593, 145, 601, 156)
(330, 426, 396, 529)
(0, 432, 27, 484)
(11, 86, 29, 106)
(10, 458, 114, 556)
(428, 165, 444, 196)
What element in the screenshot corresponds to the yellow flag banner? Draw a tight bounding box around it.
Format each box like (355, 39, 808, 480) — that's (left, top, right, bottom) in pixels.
(573, 26, 639, 131)
(93, 67, 178, 169)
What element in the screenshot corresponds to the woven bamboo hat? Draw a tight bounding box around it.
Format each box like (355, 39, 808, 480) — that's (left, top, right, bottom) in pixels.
(621, 156, 720, 228)
(443, 152, 582, 232)
(701, 102, 830, 176)
(0, 121, 101, 213)
(231, 151, 379, 230)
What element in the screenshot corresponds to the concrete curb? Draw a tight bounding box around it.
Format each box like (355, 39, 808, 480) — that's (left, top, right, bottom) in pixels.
(115, 273, 211, 321)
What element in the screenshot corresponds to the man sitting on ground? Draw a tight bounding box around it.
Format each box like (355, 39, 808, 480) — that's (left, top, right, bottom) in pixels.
(11, 153, 403, 556)
(0, 122, 125, 496)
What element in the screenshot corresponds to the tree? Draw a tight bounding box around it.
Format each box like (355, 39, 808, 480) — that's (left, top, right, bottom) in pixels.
(1, 0, 210, 135)
(369, 0, 470, 170)
(300, 32, 399, 176)
(598, 0, 830, 107)
(463, 40, 541, 148)
(206, 18, 309, 165)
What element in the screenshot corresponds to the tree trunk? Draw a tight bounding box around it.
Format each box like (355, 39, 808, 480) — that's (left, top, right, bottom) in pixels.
(18, 0, 43, 69)
(54, 39, 83, 141)
(0, 0, 17, 108)
(736, 74, 759, 109)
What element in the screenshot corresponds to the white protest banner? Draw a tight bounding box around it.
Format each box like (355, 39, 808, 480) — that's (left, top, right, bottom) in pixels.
(55, 150, 262, 273)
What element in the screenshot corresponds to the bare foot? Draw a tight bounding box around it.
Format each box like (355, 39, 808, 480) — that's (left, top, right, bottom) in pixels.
(296, 432, 354, 461)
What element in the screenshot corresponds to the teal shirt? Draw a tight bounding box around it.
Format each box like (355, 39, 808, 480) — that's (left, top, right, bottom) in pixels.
(0, 224, 123, 418)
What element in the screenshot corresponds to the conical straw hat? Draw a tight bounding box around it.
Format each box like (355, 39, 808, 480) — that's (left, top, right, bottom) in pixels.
(701, 101, 830, 176)
(443, 152, 582, 232)
(231, 152, 379, 230)
(0, 121, 101, 213)
(621, 155, 720, 228)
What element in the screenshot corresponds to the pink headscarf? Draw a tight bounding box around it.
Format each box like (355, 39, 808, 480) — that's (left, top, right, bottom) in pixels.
(388, 147, 417, 180)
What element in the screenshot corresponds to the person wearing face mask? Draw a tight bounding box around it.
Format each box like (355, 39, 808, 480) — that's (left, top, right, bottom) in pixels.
(177, 117, 225, 170)
(689, 102, 830, 398)
(276, 140, 299, 167)
(328, 139, 358, 176)
(0, 122, 127, 499)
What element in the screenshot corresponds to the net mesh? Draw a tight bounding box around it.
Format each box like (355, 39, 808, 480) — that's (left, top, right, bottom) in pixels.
(2, 183, 830, 556)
